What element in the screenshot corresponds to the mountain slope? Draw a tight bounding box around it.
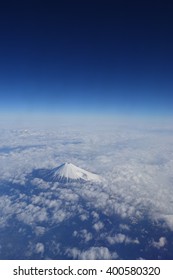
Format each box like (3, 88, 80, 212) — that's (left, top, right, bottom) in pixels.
(34, 162, 101, 183)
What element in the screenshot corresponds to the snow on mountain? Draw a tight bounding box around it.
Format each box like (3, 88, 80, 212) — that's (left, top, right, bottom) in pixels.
(35, 163, 101, 183)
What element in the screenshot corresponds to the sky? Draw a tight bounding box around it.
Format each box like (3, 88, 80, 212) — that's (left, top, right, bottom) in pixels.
(0, 0, 173, 117)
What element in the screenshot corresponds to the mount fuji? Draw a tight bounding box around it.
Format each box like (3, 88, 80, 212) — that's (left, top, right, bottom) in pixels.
(33, 162, 101, 183)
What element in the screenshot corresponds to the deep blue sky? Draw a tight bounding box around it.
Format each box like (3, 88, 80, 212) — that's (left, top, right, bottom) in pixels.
(0, 0, 173, 116)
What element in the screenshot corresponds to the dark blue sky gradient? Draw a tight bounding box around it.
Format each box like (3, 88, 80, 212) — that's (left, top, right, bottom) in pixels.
(0, 0, 173, 116)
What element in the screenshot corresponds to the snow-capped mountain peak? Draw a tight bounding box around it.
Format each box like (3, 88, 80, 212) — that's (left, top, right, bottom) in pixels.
(37, 162, 101, 183)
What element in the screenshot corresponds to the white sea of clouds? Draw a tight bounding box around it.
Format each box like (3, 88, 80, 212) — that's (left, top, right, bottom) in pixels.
(0, 116, 173, 259)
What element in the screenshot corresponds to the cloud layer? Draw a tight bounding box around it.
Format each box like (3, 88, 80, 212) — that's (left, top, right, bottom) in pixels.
(0, 120, 173, 259)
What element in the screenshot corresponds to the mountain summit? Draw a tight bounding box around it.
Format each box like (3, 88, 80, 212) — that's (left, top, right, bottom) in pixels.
(35, 162, 101, 183)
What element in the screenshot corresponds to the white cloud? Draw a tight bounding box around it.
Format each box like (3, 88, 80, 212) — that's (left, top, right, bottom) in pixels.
(91, 211, 99, 221)
(152, 237, 167, 249)
(34, 226, 46, 236)
(159, 215, 173, 231)
(73, 229, 93, 242)
(93, 221, 104, 232)
(17, 205, 48, 225)
(119, 224, 130, 231)
(79, 214, 89, 221)
(107, 233, 139, 245)
(66, 246, 118, 260)
(31, 178, 50, 189)
(35, 243, 45, 255)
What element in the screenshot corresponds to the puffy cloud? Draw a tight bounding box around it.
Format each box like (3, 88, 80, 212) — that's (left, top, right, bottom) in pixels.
(106, 233, 139, 245)
(66, 246, 118, 260)
(34, 226, 46, 236)
(35, 243, 45, 255)
(73, 229, 93, 242)
(159, 215, 173, 231)
(119, 224, 130, 231)
(79, 214, 89, 221)
(17, 205, 48, 224)
(0, 195, 13, 228)
(152, 237, 167, 249)
(93, 221, 104, 232)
